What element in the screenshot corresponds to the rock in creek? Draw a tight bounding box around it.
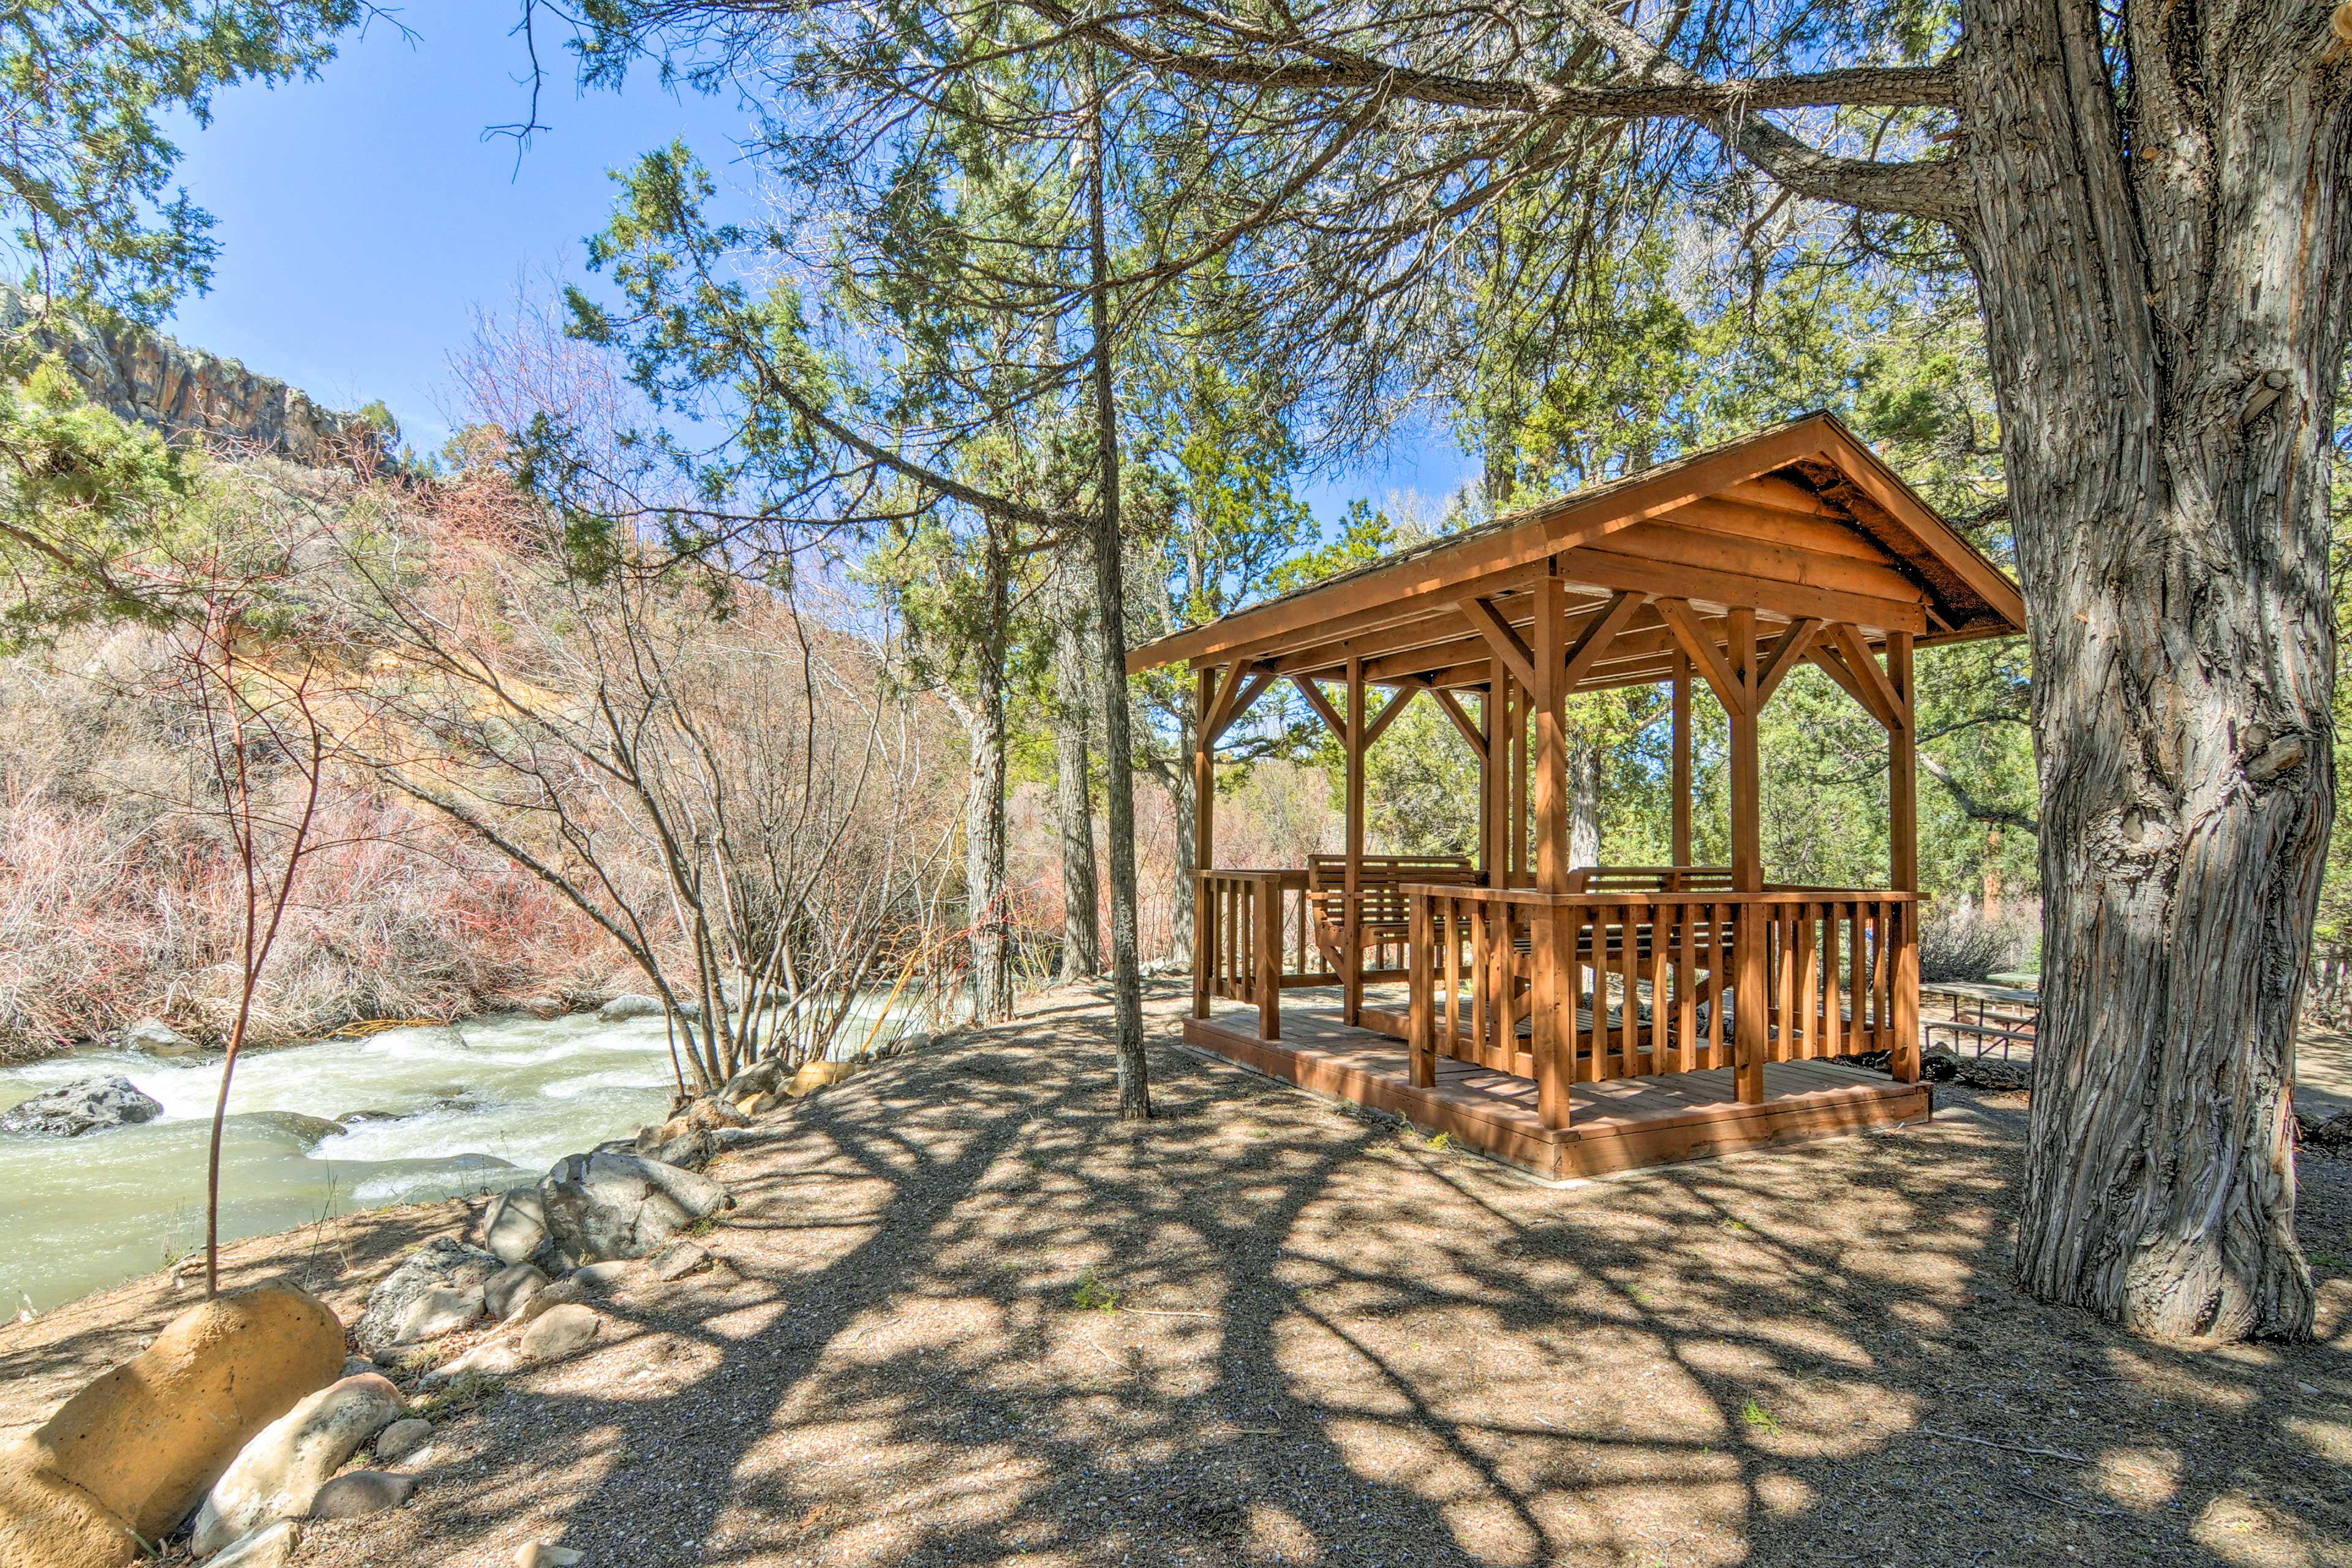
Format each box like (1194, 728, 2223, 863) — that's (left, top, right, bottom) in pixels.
(598, 993, 666, 1021)
(540, 1150, 732, 1264)
(353, 1238, 503, 1357)
(246, 1110, 346, 1144)
(1, 1076, 163, 1137)
(190, 1373, 407, 1556)
(0, 1286, 342, 1568)
(306, 1470, 414, 1521)
(122, 1017, 205, 1058)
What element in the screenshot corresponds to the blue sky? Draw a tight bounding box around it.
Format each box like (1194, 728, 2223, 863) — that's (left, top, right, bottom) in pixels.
(157, 0, 1469, 530)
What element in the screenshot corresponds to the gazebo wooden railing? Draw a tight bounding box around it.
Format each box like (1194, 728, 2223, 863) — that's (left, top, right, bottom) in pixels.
(1402, 886, 1917, 1124)
(1195, 871, 1918, 1108)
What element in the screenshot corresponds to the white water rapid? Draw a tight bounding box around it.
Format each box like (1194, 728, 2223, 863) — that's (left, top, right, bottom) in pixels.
(0, 1011, 695, 1316)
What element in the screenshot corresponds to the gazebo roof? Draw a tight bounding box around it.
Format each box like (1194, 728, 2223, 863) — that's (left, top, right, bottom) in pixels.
(1126, 413, 2026, 696)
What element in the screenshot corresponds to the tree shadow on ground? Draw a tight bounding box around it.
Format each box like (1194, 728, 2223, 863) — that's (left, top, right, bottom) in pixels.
(297, 984, 2351, 1567)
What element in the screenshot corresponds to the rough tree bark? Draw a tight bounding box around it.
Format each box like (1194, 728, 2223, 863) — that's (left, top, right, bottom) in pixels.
(1962, 0, 2349, 1340)
(1052, 560, 1103, 980)
(1088, 48, 1151, 1117)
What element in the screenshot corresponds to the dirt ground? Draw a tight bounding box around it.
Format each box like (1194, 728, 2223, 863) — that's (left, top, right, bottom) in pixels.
(5, 980, 2349, 1568)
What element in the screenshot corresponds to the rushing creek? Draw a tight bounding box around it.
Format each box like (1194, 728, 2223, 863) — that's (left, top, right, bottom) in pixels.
(0, 1011, 703, 1316)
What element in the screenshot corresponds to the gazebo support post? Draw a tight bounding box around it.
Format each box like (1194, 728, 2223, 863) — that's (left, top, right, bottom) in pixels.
(1476, 684, 1494, 879)
(1530, 572, 1574, 1127)
(1485, 661, 1512, 885)
(1727, 608, 1769, 1105)
(1888, 628, 1921, 1084)
(1671, 648, 1692, 867)
(1343, 655, 1366, 1026)
(1193, 665, 1215, 1020)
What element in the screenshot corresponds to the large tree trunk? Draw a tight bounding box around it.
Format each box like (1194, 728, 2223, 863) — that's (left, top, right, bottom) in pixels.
(1567, 739, 1602, 871)
(1052, 563, 1103, 981)
(1964, 0, 2348, 1341)
(1165, 727, 1197, 966)
(1088, 49, 1151, 1118)
(959, 522, 1016, 1023)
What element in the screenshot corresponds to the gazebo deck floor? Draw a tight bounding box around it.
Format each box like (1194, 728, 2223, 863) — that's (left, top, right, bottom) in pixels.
(1186, 987, 1931, 1182)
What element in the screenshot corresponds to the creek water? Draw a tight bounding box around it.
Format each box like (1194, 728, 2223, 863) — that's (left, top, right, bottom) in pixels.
(0, 1011, 701, 1316)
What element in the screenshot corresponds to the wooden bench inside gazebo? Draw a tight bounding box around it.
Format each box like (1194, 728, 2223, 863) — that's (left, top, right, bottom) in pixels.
(1128, 413, 2027, 1180)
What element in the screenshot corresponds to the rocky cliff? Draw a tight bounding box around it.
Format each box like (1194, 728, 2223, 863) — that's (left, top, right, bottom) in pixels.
(0, 285, 385, 469)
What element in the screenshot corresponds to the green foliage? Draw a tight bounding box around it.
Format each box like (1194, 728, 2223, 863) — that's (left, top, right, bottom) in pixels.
(0, 356, 197, 644)
(1271, 499, 1400, 594)
(0, 1, 358, 320)
(1364, 695, 1480, 857)
(1740, 1397, 1780, 1435)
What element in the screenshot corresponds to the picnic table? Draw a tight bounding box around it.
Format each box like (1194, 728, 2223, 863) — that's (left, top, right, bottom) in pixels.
(1921, 980, 2039, 1059)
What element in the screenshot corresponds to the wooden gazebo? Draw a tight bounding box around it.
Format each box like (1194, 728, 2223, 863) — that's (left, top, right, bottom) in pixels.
(1128, 413, 2027, 1179)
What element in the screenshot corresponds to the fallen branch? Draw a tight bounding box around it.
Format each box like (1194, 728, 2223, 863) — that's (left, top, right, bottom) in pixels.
(1913, 1427, 2086, 1463)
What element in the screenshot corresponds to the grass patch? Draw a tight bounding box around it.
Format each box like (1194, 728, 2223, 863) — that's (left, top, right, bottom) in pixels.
(1428, 1131, 1452, 1151)
(413, 1369, 505, 1422)
(1071, 1268, 1119, 1313)
(1741, 1397, 1780, 1436)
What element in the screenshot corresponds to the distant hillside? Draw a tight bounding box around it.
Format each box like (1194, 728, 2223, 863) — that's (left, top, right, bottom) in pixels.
(0, 284, 387, 468)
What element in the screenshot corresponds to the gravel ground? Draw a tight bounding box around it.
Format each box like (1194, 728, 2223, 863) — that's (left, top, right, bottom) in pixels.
(7, 979, 2350, 1567)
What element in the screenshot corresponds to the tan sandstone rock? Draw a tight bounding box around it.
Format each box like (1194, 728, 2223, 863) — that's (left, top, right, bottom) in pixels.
(0, 1285, 343, 1568)
(786, 1059, 858, 1097)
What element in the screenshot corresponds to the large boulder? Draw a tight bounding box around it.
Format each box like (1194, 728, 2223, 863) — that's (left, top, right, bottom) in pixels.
(598, 993, 666, 1022)
(189, 1374, 407, 1556)
(307, 1470, 413, 1520)
(517, 1303, 600, 1363)
(539, 1152, 732, 1264)
(0, 1286, 343, 1568)
(393, 1285, 483, 1345)
(123, 1017, 204, 1058)
(639, 1128, 719, 1171)
(1, 1077, 163, 1137)
(480, 1188, 551, 1265)
(353, 1237, 503, 1357)
(484, 1262, 551, 1321)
